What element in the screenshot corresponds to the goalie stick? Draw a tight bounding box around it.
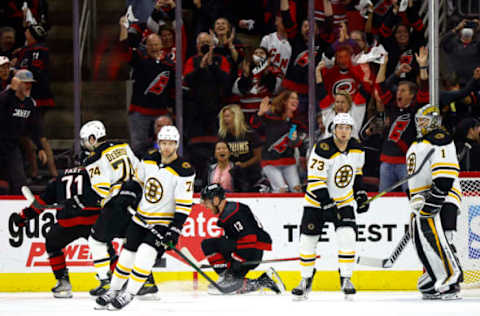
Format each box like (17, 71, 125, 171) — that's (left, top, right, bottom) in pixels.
(357, 229, 411, 268)
(180, 247, 321, 269)
(362, 148, 434, 206)
(126, 207, 229, 294)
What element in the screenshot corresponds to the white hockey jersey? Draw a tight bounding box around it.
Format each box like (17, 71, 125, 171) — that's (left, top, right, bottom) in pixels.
(305, 137, 365, 209)
(260, 32, 292, 76)
(406, 129, 462, 208)
(84, 142, 140, 204)
(133, 151, 195, 227)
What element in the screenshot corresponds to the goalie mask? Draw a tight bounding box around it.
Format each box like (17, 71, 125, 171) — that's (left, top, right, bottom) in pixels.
(79, 120, 106, 152)
(157, 125, 180, 149)
(415, 104, 442, 137)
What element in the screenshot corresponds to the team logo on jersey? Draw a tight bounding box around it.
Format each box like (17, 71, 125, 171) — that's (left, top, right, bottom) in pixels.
(332, 78, 356, 96)
(144, 71, 170, 95)
(335, 165, 353, 188)
(269, 132, 290, 154)
(144, 177, 164, 203)
(407, 153, 416, 175)
(182, 162, 191, 169)
(319, 142, 330, 151)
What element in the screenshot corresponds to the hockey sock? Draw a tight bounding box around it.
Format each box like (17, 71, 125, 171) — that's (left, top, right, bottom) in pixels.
(336, 227, 356, 277)
(206, 252, 228, 275)
(48, 251, 68, 280)
(111, 248, 136, 291)
(126, 244, 157, 295)
(88, 236, 111, 280)
(299, 234, 318, 278)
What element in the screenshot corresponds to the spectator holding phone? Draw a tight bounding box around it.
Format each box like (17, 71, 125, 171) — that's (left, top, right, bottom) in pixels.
(441, 18, 480, 87)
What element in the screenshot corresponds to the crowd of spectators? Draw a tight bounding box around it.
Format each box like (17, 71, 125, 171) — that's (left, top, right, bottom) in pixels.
(1, 0, 480, 195)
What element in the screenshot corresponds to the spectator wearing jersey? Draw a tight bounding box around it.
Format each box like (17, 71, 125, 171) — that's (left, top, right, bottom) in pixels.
(0, 27, 16, 59)
(0, 56, 13, 90)
(250, 91, 305, 193)
(378, 1, 426, 81)
(218, 104, 263, 192)
(232, 47, 282, 122)
(183, 32, 231, 140)
(455, 117, 480, 171)
(260, 0, 295, 79)
(14, 24, 54, 108)
(441, 19, 480, 87)
(206, 141, 235, 192)
(123, 31, 175, 156)
(376, 46, 429, 192)
(136, 114, 174, 158)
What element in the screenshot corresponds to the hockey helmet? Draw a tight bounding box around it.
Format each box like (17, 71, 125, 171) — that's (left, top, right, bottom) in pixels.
(79, 120, 106, 151)
(157, 125, 180, 148)
(415, 104, 442, 137)
(333, 113, 354, 128)
(201, 183, 226, 201)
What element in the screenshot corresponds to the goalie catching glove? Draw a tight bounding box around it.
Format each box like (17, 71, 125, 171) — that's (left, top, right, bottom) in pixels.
(355, 190, 369, 213)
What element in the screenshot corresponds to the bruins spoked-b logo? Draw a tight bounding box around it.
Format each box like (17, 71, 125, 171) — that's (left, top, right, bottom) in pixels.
(407, 153, 416, 175)
(335, 165, 353, 188)
(145, 177, 164, 203)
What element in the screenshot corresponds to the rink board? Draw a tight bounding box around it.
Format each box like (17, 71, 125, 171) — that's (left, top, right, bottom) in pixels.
(1, 195, 479, 291)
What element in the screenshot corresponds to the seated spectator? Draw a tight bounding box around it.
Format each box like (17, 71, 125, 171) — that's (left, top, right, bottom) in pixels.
(206, 141, 235, 192)
(218, 104, 263, 192)
(441, 18, 480, 87)
(232, 47, 282, 122)
(455, 117, 480, 171)
(0, 27, 16, 59)
(0, 56, 13, 90)
(250, 92, 305, 193)
(136, 114, 174, 158)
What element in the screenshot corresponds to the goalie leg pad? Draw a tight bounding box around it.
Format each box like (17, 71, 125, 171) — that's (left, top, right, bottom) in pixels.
(299, 234, 318, 278)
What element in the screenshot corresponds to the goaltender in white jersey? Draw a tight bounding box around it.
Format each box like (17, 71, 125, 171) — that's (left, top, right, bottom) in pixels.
(406, 104, 463, 300)
(292, 113, 368, 300)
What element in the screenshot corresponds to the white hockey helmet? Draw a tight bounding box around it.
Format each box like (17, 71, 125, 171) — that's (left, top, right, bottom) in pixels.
(157, 125, 180, 148)
(333, 113, 354, 128)
(415, 104, 442, 137)
(79, 120, 106, 151)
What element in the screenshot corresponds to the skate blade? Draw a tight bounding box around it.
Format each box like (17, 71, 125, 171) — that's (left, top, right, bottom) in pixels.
(441, 293, 461, 300)
(94, 304, 109, 310)
(292, 294, 308, 301)
(107, 304, 121, 311)
(53, 291, 73, 299)
(267, 268, 286, 294)
(137, 293, 160, 301)
(344, 294, 355, 301)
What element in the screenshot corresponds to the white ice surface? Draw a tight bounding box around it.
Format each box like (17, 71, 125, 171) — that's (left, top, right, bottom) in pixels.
(1, 290, 479, 316)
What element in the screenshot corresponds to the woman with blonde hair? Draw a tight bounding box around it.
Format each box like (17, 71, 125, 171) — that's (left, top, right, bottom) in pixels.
(250, 91, 305, 193)
(218, 104, 263, 192)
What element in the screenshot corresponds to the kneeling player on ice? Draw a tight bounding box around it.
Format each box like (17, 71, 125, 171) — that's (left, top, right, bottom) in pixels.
(95, 126, 195, 310)
(200, 183, 285, 295)
(406, 104, 463, 300)
(292, 113, 368, 300)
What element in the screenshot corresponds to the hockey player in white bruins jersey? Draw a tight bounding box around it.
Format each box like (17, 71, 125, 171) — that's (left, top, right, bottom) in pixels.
(406, 104, 463, 300)
(78, 120, 141, 295)
(292, 113, 368, 300)
(96, 126, 195, 310)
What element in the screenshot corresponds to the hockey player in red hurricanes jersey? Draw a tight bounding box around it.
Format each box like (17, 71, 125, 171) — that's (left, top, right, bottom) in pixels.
(200, 183, 285, 295)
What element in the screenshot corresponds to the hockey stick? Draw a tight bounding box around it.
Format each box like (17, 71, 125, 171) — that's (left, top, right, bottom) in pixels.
(357, 229, 411, 268)
(126, 207, 228, 293)
(21, 186, 62, 210)
(363, 148, 435, 206)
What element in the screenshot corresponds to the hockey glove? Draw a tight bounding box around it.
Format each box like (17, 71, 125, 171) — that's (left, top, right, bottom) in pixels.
(57, 196, 84, 220)
(422, 184, 447, 216)
(355, 190, 369, 213)
(162, 225, 181, 249)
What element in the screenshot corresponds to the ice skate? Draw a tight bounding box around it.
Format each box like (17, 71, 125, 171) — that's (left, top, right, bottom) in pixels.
(440, 284, 461, 301)
(51, 276, 73, 299)
(109, 290, 135, 310)
(95, 288, 119, 310)
(260, 267, 285, 294)
(208, 271, 226, 295)
(291, 268, 316, 301)
(208, 272, 243, 295)
(89, 273, 111, 296)
(137, 274, 159, 300)
(341, 276, 356, 300)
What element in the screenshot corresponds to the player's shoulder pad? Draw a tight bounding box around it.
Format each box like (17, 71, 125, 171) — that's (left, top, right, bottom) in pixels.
(347, 138, 364, 152)
(219, 201, 240, 223)
(168, 157, 195, 177)
(314, 137, 337, 158)
(424, 129, 452, 146)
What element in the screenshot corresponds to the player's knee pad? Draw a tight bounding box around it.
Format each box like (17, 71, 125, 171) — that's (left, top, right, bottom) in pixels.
(300, 207, 324, 235)
(88, 235, 108, 255)
(335, 226, 356, 249)
(299, 234, 318, 254)
(134, 243, 158, 271)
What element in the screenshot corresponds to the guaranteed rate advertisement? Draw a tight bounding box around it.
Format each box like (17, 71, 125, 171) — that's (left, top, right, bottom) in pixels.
(2, 195, 420, 274)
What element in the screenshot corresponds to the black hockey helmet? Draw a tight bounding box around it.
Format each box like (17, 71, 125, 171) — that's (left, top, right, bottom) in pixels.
(201, 183, 226, 201)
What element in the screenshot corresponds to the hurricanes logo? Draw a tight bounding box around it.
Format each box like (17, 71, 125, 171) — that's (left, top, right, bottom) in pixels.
(145, 178, 163, 203)
(332, 78, 356, 95)
(407, 153, 416, 175)
(335, 165, 353, 188)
